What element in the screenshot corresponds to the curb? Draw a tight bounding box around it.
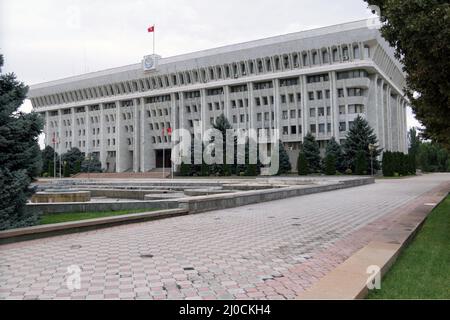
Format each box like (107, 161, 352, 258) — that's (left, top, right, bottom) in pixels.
(0, 208, 188, 245)
(296, 182, 449, 300)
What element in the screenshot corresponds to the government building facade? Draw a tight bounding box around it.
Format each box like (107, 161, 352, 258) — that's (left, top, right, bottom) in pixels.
(29, 20, 408, 173)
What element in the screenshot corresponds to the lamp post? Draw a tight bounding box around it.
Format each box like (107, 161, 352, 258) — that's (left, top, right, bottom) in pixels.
(368, 144, 375, 176)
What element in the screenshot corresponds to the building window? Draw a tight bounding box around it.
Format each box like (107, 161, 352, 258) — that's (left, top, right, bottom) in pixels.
(310, 108, 316, 117)
(338, 89, 345, 98)
(308, 92, 314, 101)
(282, 126, 289, 135)
(339, 122, 346, 132)
(310, 124, 316, 134)
(291, 125, 297, 135)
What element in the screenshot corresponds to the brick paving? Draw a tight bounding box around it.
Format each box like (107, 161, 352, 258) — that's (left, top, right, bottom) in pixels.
(1, 173, 448, 300)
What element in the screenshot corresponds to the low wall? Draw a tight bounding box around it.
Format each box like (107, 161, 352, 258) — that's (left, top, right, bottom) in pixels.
(179, 177, 374, 213)
(81, 189, 177, 200)
(26, 199, 179, 215)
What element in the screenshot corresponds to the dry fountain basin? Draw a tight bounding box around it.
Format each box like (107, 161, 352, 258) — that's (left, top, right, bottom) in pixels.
(31, 189, 91, 203)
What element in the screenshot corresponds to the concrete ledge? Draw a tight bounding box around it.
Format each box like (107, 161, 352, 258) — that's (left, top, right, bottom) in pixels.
(297, 182, 449, 300)
(179, 177, 374, 213)
(0, 208, 188, 245)
(26, 199, 179, 214)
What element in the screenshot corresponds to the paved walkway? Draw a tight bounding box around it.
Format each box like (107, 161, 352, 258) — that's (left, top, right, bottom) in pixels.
(1, 174, 448, 300)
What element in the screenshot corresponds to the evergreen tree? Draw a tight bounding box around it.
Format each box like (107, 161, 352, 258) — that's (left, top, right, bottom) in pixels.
(382, 151, 393, 177)
(41, 145, 57, 176)
(302, 133, 321, 173)
(80, 154, 102, 173)
(324, 137, 343, 173)
(179, 161, 191, 176)
(62, 147, 84, 175)
(47, 161, 55, 177)
(63, 161, 70, 177)
(324, 154, 337, 175)
(277, 140, 292, 175)
(0, 54, 43, 230)
(212, 114, 233, 176)
(355, 150, 368, 175)
(297, 151, 308, 175)
(343, 115, 381, 173)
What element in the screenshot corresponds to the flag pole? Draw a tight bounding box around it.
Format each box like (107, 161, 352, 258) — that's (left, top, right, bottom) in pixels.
(153, 25, 155, 55)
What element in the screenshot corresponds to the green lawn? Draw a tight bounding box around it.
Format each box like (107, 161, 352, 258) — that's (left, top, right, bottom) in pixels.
(39, 209, 154, 225)
(367, 195, 450, 299)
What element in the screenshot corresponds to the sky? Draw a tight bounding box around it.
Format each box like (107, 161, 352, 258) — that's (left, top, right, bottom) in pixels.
(0, 0, 421, 147)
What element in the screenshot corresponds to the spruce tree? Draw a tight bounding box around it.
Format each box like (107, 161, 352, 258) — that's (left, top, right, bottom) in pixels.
(355, 150, 368, 175)
(324, 137, 343, 173)
(302, 133, 321, 173)
(0, 54, 43, 230)
(41, 145, 57, 176)
(277, 140, 292, 175)
(297, 151, 308, 175)
(343, 115, 381, 173)
(324, 154, 337, 175)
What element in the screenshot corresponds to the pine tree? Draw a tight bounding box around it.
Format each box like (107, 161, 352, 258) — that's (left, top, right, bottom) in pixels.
(0, 54, 43, 230)
(41, 145, 57, 176)
(302, 133, 321, 173)
(63, 161, 70, 177)
(324, 137, 343, 173)
(324, 154, 336, 175)
(382, 151, 394, 177)
(277, 140, 292, 175)
(180, 161, 191, 176)
(62, 147, 84, 175)
(212, 114, 233, 176)
(343, 115, 381, 173)
(297, 151, 308, 175)
(355, 150, 368, 175)
(80, 154, 102, 173)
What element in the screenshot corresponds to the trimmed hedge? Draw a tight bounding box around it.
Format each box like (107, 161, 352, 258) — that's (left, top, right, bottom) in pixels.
(382, 151, 416, 177)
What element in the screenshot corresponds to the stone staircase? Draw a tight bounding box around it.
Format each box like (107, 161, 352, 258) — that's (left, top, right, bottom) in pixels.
(72, 168, 172, 179)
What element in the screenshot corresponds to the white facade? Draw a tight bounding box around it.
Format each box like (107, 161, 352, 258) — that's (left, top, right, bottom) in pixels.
(29, 20, 409, 173)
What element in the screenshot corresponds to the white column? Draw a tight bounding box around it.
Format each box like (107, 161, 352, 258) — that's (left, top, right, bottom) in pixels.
(85, 106, 90, 156)
(140, 97, 146, 172)
(273, 79, 281, 134)
(71, 107, 75, 149)
(115, 101, 122, 172)
(99, 103, 107, 170)
(224, 85, 231, 119)
(133, 98, 140, 172)
(45, 111, 50, 146)
(330, 71, 338, 139)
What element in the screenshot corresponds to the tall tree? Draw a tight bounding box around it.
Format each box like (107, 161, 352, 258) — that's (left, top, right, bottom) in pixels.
(365, 0, 450, 148)
(343, 115, 382, 173)
(41, 145, 57, 176)
(0, 54, 43, 230)
(62, 147, 84, 175)
(302, 133, 321, 173)
(277, 140, 292, 175)
(325, 137, 344, 172)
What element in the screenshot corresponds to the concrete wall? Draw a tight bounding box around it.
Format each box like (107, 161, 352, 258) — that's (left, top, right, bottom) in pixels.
(27, 200, 179, 215)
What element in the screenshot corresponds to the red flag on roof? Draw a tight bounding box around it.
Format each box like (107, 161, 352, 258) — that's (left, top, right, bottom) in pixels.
(148, 25, 155, 33)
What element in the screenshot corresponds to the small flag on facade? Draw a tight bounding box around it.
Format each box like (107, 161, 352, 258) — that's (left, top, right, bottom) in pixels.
(167, 127, 172, 136)
(148, 25, 155, 33)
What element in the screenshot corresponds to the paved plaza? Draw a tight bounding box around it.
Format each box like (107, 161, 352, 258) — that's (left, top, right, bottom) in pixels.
(0, 174, 448, 300)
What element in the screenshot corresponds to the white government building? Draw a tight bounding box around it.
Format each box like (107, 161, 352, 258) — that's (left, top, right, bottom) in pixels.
(29, 20, 408, 173)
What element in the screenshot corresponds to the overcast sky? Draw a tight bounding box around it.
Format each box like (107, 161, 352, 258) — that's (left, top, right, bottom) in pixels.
(0, 0, 421, 142)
